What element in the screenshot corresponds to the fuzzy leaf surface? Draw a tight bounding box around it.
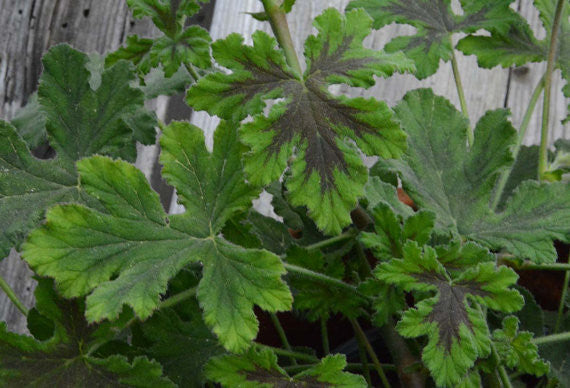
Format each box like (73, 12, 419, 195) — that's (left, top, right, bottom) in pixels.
(0, 279, 173, 387)
(206, 348, 366, 387)
(23, 121, 292, 353)
(457, 0, 569, 120)
(0, 45, 152, 259)
(376, 242, 523, 386)
(492, 316, 549, 377)
(187, 8, 413, 234)
(387, 89, 570, 263)
(346, 0, 518, 78)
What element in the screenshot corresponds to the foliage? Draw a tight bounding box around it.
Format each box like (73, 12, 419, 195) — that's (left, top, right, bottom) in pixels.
(0, 0, 569, 387)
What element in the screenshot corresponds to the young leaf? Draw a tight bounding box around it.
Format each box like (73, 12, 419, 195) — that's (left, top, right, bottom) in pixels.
(0, 44, 153, 259)
(457, 0, 569, 121)
(126, 0, 204, 34)
(23, 121, 292, 353)
(492, 316, 549, 377)
(376, 242, 523, 387)
(387, 89, 570, 263)
(346, 0, 518, 78)
(0, 279, 173, 387)
(187, 8, 414, 234)
(136, 309, 223, 387)
(205, 347, 367, 387)
(10, 94, 47, 149)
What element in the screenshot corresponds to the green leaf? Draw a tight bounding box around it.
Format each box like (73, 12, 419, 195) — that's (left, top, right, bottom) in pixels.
(0, 279, 173, 387)
(457, 0, 570, 122)
(106, 35, 154, 74)
(136, 308, 223, 387)
(492, 316, 549, 377)
(388, 89, 570, 263)
(362, 176, 414, 219)
(205, 348, 366, 387)
(376, 242, 523, 387)
(23, 121, 292, 353)
(286, 245, 368, 320)
(346, 0, 519, 78)
(10, 94, 47, 149)
(126, 0, 204, 35)
(1, 45, 152, 259)
(149, 26, 212, 77)
(141, 66, 194, 98)
(187, 8, 414, 234)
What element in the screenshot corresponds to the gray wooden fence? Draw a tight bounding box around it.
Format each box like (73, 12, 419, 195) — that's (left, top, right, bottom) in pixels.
(1, 0, 568, 332)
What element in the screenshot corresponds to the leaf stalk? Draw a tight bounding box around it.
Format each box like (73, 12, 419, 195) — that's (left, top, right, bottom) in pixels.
(538, 0, 566, 179)
(533, 331, 570, 345)
(0, 274, 27, 316)
(555, 254, 570, 333)
(303, 228, 358, 251)
(491, 75, 545, 210)
(261, 0, 303, 76)
(283, 262, 365, 298)
(449, 38, 472, 146)
(256, 343, 319, 363)
(270, 313, 297, 365)
(350, 318, 391, 388)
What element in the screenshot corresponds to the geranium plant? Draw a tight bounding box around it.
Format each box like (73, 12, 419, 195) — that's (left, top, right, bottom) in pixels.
(0, 0, 569, 386)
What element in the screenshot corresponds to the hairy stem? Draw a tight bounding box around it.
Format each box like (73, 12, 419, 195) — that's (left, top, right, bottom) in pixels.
(159, 286, 198, 309)
(356, 336, 372, 386)
(0, 275, 27, 316)
(449, 38, 472, 146)
(184, 62, 200, 82)
(356, 241, 373, 278)
(284, 362, 396, 374)
(283, 263, 365, 298)
(379, 321, 425, 388)
(491, 75, 545, 210)
(555, 254, 570, 333)
(261, 0, 303, 76)
(350, 318, 391, 388)
(478, 304, 512, 388)
(270, 313, 297, 365)
(539, 0, 566, 179)
(320, 317, 330, 355)
(256, 343, 319, 363)
(533, 331, 570, 345)
(304, 229, 358, 251)
(502, 260, 570, 271)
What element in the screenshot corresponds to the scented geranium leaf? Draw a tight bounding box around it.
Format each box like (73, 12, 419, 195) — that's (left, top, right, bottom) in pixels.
(126, 0, 203, 34)
(23, 121, 292, 353)
(359, 277, 405, 327)
(246, 210, 293, 255)
(148, 26, 212, 77)
(389, 89, 570, 263)
(137, 309, 223, 387)
(376, 242, 523, 387)
(0, 279, 173, 387)
(141, 67, 194, 99)
(206, 348, 366, 387)
(286, 245, 368, 320)
(187, 8, 413, 234)
(346, 0, 518, 78)
(40, 44, 156, 160)
(106, 35, 154, 74)
(10, 94, 47, 149)
(492, 316, 549, 377)
(363, 176, 414, 218)
(458, 0, 570, 122)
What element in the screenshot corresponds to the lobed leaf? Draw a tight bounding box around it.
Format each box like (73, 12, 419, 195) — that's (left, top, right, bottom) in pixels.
(187, 8, 414, 234)
(206, 348, 367, 387)
(0, 44, 153, 259)
(376, 242, 523, 386)
(386, 89, 570, 263)
(23, 121, 292, 353)
(346, 0, 519, 78)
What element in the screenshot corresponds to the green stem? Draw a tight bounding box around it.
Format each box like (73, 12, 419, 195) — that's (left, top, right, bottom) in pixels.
(284, 362, 395, 374)
(283, 263, 366, 298)
(356, 241, 373, 278)
(184, 63, 200, 82)
(504, 260, 570, 272)
(478, 305, 512, 388)
(491, 75, 545, 210)
(304, 229, 357, 251)
(256, 343, 319, 363)
(449, 39, 472, 146)
(354, 325, 372, 386)
(159, 286, 198, 309)
(320, 317, 330, 355)
(555, 254, 570, 333)
(261, 0, 302, 76)
(270, 313, 297, 365)
(0, 275, 27, 316)
(533, 331, 570, 345)
(539, 0, 566, 179)
(350, 318, 391, 388)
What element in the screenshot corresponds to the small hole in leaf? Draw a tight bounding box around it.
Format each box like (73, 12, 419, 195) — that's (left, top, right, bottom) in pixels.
(83, 9, 90, 17)
(61, 22, 68, 28)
